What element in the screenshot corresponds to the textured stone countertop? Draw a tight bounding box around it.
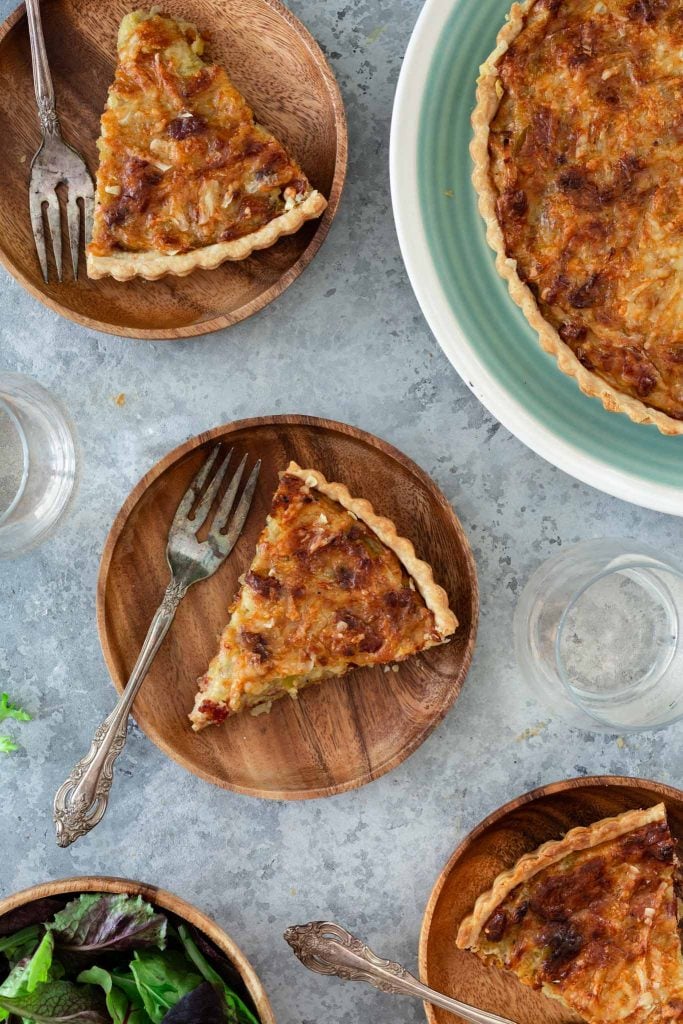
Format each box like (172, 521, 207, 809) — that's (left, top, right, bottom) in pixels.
(0, 0, 681, 1021)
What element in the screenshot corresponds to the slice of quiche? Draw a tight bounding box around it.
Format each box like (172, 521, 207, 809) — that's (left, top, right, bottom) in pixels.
(190, 462, 457, 729)
(457, 803, 683, 1023)
(87, 9, 327, 280)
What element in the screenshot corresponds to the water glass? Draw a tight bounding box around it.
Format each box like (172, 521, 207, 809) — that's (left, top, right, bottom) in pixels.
(514, 539, 683, 732)
(0, 373, 78, 558)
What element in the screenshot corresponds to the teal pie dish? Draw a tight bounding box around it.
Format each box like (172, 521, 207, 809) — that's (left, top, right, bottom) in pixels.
(390, 0, 683, 515)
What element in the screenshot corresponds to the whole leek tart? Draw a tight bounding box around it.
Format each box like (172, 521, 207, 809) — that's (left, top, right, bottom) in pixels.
(471, 0, 683, 433)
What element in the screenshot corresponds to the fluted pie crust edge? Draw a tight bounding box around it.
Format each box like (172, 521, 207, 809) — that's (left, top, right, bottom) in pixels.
(286, 462, 458, 639)
(456, 802, 665, 949)
(87, 191, 327, 281)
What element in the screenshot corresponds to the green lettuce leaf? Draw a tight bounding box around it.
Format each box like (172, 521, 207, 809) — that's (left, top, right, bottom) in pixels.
(50, 895, 167, 955)
(0, 694, 31, 723)
(0, 928, 66, 1021)
(77, 965, 153, 1024)
(0, 979, 107, 1022)
(129, 950, 201, 1024)
(26, 932, 55, 991)
(0, 924, 41, 963)
(108, 970, 142, 1003)
(0, 738, 17, 755)
(176, 927, 259, 1024)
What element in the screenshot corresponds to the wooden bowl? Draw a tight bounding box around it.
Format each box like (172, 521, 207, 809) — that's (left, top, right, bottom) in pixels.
(97, 415, 478, 799)
(419, 776, 683, 1024)
(0, 0, 346, 339)
(0, 875, 275, 1024)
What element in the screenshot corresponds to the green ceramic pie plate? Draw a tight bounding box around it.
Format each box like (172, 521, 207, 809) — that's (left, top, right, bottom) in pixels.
(390, 0, 683, 515)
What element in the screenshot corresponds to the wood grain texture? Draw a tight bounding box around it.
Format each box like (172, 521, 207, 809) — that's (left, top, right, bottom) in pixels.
(419, 776, 683, 1024)
(0, 0, 346, 338)
(0, 875, 275, 1024)
(96, 415, 478, 799)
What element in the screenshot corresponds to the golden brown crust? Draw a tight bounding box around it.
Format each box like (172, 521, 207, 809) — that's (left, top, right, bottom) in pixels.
(470, 0, 683, 435)
(286, 462, 457, 639)
(86, 191, 326, 281)
(456, 803, 666, 949)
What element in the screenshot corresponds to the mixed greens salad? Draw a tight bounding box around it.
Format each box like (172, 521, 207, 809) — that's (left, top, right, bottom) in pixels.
(0, 893, 261, 1024)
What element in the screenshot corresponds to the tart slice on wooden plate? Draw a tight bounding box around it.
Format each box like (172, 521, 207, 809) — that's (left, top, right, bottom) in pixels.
(87, 9, 327, 281)
(191, 462, 457, 729)
(457, 803, 683, 1022)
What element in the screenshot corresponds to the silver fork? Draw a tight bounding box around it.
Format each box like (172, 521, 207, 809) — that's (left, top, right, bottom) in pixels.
(53, 446, 260, 848)
(26, 0, 94, 282)
(284, 922, 516, 1024)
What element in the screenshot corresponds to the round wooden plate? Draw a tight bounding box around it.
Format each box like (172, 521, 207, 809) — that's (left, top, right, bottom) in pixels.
(97, 415, 478, 799)
(420, 775, 683, 1024)
(0, 0, 346, 339)
(0, 875, 275, 1024)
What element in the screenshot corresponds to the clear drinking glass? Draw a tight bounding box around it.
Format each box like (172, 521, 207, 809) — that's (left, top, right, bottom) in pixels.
(514, 539, 683, 732)
(0, 373, 78, 558)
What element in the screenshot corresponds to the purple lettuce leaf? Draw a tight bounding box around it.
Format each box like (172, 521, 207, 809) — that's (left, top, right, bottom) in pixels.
(50, 895, 167, 956)
(161, 983, 227, 1024)
(0, 900, 65, 938)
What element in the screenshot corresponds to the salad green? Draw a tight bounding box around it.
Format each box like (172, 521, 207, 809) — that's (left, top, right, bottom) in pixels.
(0, 692, 31, 755)
(0, 894, 261, 1024)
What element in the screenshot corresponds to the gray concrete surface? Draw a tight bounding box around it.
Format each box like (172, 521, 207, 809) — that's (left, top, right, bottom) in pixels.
(0, 0, 679, 1021)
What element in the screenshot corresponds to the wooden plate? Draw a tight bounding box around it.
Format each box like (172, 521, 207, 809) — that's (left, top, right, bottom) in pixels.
(0, 875, 275, 1024)
(0, 0, 346, 339)
(97, 415, 478, 799)
(420, 775, 683, 1024)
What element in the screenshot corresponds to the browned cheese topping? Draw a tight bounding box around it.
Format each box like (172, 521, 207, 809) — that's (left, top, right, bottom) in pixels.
(478, 820, 683, 1020)
(195, 473, 442, 723)
(89, 11, 311, 258)
(489, 0, 683, 418)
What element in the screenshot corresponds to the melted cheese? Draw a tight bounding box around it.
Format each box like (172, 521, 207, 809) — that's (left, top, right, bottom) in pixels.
(89, 9, 312, 258)
(489, 0, 683, 420)
(472, 817, 683, 1023)
(190, 474, 442, 729)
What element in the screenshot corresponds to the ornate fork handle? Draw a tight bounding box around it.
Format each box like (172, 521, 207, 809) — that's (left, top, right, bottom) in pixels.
(25, 0, 60, 137)
(283, 922, 516, 1024)
(53, 578, 188, 848)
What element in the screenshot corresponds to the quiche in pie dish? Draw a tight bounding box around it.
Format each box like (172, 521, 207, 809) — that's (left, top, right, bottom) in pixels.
(457, 803, 683, 1022)
(471, 0, 683, 433)
(87, 10, 327, 281)
(190, 462, 456, 729)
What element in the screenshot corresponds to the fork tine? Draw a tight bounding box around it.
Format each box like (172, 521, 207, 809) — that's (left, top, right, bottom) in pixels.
(44, 193, 63, 283)
(29, 192, 48, 284)
(212, 460, 260, 554)
(208, 454, 247, 536)
(171, 445, 222, 530)
(189, 448, 233, 532)
(66, 195, 80, 279)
